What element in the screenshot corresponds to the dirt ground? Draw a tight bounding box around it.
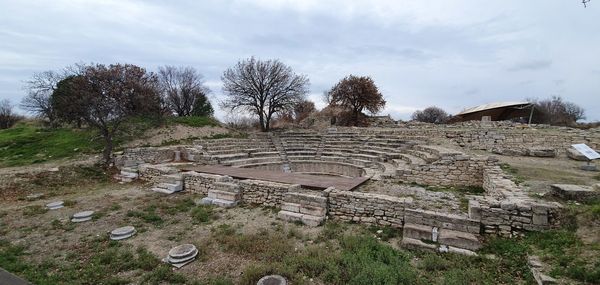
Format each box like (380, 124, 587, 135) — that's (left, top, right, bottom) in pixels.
(0, 179, 328, 283)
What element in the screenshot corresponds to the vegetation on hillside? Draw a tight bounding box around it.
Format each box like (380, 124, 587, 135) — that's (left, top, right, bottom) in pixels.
(0, 121, 101, 167)
(0, 115, 219, 167)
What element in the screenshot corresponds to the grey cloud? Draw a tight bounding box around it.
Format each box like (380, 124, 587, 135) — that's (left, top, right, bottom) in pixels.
(0, 1, 599, 121)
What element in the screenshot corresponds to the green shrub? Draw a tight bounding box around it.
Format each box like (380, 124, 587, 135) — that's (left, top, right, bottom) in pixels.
(419, 254, 449, 271)
(317, 221, 346, 241)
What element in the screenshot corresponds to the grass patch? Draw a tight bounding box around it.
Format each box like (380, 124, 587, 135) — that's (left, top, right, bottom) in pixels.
(0, 121, 102, 167)
(317, 221, 347, 241)
(22, 205, 47, 216)
(212, 226, 291, 262)
(7, 165, 111, 200)
(191, 205, 215, 224)
(0, 238, 192, 285)
(499, 163, 526, 185)
(169, 116, 219, 128)
(126, 206, 164, 226)
(367, 225, 402, 241)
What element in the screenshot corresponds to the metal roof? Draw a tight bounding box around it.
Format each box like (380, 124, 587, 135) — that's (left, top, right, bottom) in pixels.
(455, 101, 532, 116)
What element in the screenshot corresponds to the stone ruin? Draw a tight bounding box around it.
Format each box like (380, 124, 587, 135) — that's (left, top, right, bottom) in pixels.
(113, 124, 600, 255)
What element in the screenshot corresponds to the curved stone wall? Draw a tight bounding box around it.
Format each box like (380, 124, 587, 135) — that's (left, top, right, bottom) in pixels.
(238, 161, 366, 178)
(290, 161, 365, 177)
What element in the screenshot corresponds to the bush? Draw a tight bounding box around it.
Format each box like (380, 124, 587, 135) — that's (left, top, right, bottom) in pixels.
(0, 99, 22, 129)
(411, 106, 449, 124)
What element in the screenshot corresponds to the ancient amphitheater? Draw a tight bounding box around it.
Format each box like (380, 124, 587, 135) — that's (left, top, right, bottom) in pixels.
(115, 122, 600, 256)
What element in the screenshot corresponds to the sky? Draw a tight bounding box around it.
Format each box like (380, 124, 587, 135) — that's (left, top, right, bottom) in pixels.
(1, 0, 599, 121)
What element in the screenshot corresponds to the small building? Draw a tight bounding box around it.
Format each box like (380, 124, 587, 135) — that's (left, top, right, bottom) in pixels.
(451, 101, 534, 123)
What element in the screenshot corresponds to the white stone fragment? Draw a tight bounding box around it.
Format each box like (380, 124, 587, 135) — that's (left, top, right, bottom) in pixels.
(46, 201, 64, 210)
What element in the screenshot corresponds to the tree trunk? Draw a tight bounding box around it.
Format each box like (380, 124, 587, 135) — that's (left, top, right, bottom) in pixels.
(102, 129, 113, 168)
(258, 112, 266, 132)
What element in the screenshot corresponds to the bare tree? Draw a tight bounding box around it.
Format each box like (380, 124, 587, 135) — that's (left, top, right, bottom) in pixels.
(530, 96, 585, 126)
(52, 64, 161, 167)
(293, 100, 316, 123)
(0, 99, 22, 129)
(21, 71, 63, 125)
(158, 66, 213, 117)
(326, 75, 386, 126)
(21, 65, 85, 126)
(411, 106, 450, 124)
(221, 57, 309, 132)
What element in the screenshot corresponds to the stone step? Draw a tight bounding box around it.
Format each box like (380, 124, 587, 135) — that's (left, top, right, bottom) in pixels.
(277, 210, 325, 227)
(401, 237, 437, 251)
(214, 181, 240, 193)
(157, 182, 183, 192)
(225, 157, 282, 166)
(397, 153, 427, 165)
(200, 197, 239, 208)
(208, 189, 241, 201)
(403, 223, 437, 242)
(437, 229, 481, 251)
(152, 187, 178, 194)
(121, 167, 138, 173)
(120, 171, 138, 178)
(283, 192, 327, 207)
(159, 174, 183, 184)
(280, 202, 326, 216)
(405, 149, 438, 163)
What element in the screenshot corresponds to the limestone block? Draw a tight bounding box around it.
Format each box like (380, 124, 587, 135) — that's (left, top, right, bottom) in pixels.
(401, 237, 437, 251)
(566, 147, 588, 161)
(447, 246, 477, 256)
(532, 213, 548, 226)
(551, 184, 600, 202)
(527, 148, 556, 158)
(403, 223, 434, 241)
(438, 229, 482, 251)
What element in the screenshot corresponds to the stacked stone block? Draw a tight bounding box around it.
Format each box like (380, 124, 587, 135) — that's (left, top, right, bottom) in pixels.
(327, 188, 412, 227)
(201, 176, 241, 208)
(152, 174, 184, 194)
(278, 190, 328, 227)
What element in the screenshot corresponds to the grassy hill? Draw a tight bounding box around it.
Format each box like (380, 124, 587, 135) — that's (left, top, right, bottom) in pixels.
(0, 116, 223, 168)
(0, 121, 102, 167)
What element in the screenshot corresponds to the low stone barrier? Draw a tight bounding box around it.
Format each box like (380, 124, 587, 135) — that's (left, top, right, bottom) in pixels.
(138, 164, 179, 183)
(240, 180, 298, 207)
(182, 171, 224, 195)
(399, 154, 496, 187)
(326, 189, 412, 227)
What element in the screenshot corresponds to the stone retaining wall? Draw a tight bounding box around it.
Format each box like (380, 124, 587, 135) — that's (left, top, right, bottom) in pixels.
(326, 189, 411, 227)
(470, 166, 563, 237)
(115, 146, 208, 166)
(404, 208, 480, 234)
(341, 126, 600, 157)
(291, 161, 365, 177)
(138, 164, 179, 182)
(240, 180, 298, 207)
(182, 171, 223, 195)
(399, 154, 496, 187)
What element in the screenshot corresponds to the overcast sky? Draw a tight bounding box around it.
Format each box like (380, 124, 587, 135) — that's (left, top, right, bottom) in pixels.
(1, 0, 599, 121)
